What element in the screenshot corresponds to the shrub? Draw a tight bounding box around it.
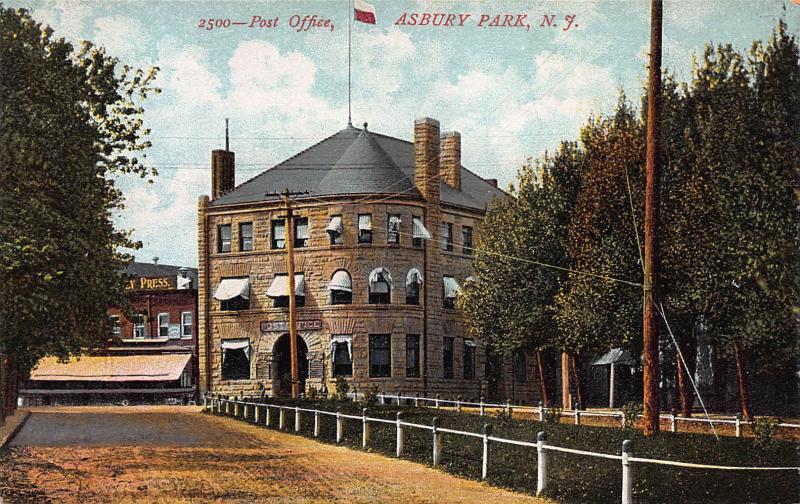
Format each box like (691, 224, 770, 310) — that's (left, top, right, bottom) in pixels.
(621, 402, 643, 430)
(361, 384, 380, 406)
(544, 405, 563, 425)
(752, 417, 780, 448)
(332, 377, 350, 401)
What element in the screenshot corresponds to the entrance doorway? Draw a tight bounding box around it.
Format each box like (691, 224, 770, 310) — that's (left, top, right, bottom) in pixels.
(273, 333, 308, 396)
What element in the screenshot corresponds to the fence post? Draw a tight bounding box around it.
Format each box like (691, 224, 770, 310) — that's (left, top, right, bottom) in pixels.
(415, 393, 420, 408)
(265, 405, 272, 427)
(244, 403, 249, 419)
(254, 404, 260, 424)
(480, 396, 485, 416)
(362, 408, 370, 448)
(279, 407, 286, 430)
(619, 412, 625, 428)
(396, 411, 405, 457)
(456, 396, 462, 413)
(395, 385, 400, 405)
(670, 409, 677, 433)
(380, 393, 385, 405)
(295, 406, 301, 432)
(621, 440, 633, 504)
(507, 399, 513, 418)
(203, 395, 208, 410)
(435, 394, 440, 409)
(336, 409, 344, 443)
(482, 423, 493, 480)
(735, 413, 742, 437)
(234, 399, 239, 417)
(575, 409, 581, 426)
(539, 401, 545, 422)
(313, 410, 320, 437)
(225, 398, 230, 415)
(536, 431, 547, 495)
(432, 417, 442, 466)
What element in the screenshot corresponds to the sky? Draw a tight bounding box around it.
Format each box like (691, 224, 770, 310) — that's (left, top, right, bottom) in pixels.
(8, 0, 798, 268)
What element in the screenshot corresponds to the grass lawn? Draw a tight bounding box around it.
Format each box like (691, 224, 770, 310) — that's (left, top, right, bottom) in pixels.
(224, 398, 799, 504)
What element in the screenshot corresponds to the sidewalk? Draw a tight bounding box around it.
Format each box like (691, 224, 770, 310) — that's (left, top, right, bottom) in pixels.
(0, 409, 30, 449)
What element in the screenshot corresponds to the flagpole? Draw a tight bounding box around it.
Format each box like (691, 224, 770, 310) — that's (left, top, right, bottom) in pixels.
(348, 0, 352, 126)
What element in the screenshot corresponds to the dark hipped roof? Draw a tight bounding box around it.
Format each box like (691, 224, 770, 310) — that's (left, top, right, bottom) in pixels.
(210, 123, 505, 211)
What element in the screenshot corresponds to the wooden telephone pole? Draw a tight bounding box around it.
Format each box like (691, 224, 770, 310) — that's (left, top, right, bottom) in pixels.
(272, 189, 308, 399)
(642, 0, 663, 436)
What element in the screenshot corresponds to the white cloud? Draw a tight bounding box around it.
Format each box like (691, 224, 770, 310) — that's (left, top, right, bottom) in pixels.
(92, 15, 150, 67)
(33, 0, 91, 43)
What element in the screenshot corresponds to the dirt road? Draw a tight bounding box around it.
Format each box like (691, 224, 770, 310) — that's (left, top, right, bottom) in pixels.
(1, 406, 548, 503)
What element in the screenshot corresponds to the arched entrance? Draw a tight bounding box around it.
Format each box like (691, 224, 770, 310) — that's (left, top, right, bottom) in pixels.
(273, 333, 308, 396)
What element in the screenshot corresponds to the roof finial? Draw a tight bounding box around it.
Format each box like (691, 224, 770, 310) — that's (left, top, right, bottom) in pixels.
(363, 122, 368, 131)
(225, 118, 229, 151)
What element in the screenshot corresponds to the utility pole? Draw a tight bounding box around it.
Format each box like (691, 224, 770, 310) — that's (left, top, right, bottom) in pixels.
(642, 0, 663, 436)
(271, 189, 308, 399)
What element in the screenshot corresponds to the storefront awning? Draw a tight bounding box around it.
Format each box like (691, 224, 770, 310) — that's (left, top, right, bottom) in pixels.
(329, 270, 352, 292)
(29, 354, 191, 382)
(443, 276, 462, 299)
(412, 217, 432, 240)
(326, 216, 343, 235)
(213, 277, 250, 301)
(266, 274, 305, 298)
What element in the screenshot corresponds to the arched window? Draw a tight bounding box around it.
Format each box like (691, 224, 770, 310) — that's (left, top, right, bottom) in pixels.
(329, 269, 352, 305)
(405, 268, 423, 305)
(368, 267, 392, 304)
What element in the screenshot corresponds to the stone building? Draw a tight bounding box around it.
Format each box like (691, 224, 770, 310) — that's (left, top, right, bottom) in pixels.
(198, 118, 541, 403)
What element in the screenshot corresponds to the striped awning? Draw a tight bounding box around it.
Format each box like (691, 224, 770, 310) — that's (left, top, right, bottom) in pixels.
(329, 270, 352, 292)
(266, 274, 305, 298)
(213, 277, 250, 301)
(29, 354, 191, 382)
(443, 276, 462, 299)
(412, 217, 432, 240)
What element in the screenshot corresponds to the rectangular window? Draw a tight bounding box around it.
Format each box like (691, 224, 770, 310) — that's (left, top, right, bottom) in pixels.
(358, 214, 372, 244)
(239, 222, 253, 251)
(369, 334, 391, 377)
(441, 223, 453, 251)
(328, 215, 343, 245)
(333, 338, 353, 377)
(294, 217, 309, 248)
(221, 296, 249, 311)
(221, 339, 250, 380)
(443, 336, 454, 379)
(463, 341, 475, 379)
(218, 224, 232, 253)
(157, 313, 170, 338)
(110, 315, 121, 337)
(405, 281, 419, 305)
(514, 350, 527, 383)
(271, 219, 286, 249)
(387, 214, 401, 244)
(406, 335, 420, 378)
(181, 311, 193, 337)
(443, 276, 456, 309)
(271, 274, 305, 308)
(133, 314, 146, 339)
(462, 226, 473, 255)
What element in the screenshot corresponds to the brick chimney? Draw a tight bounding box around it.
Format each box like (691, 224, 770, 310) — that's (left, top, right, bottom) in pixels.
(440, 131, 461, 191)
(414, 117, 440, 202)
(211, 119, 235, 199)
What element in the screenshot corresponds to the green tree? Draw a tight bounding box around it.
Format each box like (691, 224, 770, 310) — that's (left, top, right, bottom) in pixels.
(460, 142, 584, 406)
(0, 7, 159, 397)
(554, 97, 645, 407)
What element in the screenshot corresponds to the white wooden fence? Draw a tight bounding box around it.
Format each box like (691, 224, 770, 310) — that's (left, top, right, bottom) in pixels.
(203, 394, 799, 504)
(361, 393, 800, 436)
